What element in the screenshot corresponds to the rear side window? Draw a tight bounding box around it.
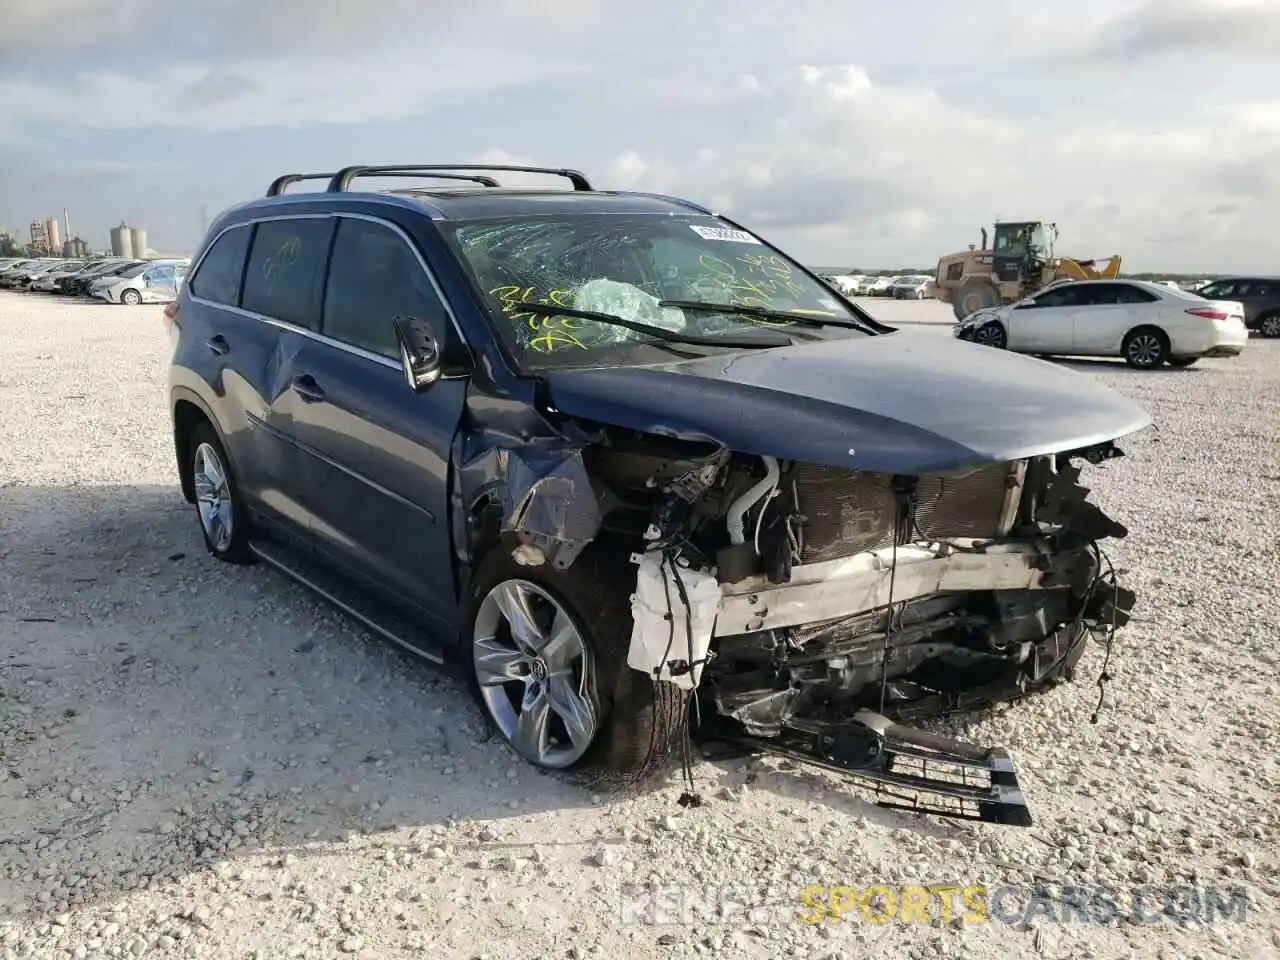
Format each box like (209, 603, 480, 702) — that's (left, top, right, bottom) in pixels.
(188, 225, 251, 306)
(241, 218, 334, 329)
(321, 217, 448, 358)
(1083, 283, 1157, 305)
(1198, 280, 1234, 298)
(1113, 284, 1158, 304)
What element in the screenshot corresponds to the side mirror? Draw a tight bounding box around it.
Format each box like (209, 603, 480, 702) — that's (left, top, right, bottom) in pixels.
(393, 315, 441, 392)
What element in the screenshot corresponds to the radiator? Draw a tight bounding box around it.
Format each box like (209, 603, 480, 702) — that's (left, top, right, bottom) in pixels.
(791, 461, 1025, 564)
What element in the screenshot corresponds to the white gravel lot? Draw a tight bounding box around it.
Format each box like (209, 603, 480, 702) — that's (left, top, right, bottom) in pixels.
(1, 292, 1277, 960)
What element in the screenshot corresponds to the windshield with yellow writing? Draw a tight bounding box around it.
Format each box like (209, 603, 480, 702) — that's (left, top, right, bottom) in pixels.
(445, 214, 863, 367)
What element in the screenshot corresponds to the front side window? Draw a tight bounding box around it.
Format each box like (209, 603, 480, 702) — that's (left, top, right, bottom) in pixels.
(241, 218, 334, 328)
(189, 225, 251, 306)
(443, 213, 866, 370)
(1032, 284, 1084, 308)
(321, 217, 447, 359)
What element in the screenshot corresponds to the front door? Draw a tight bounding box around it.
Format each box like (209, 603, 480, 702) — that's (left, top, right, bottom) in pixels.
(277, 215, 469, 624)
(1006, 284, 1080, 353)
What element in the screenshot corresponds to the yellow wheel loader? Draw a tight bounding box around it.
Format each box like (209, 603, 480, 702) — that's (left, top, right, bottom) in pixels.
(932, 220, 1122, 321)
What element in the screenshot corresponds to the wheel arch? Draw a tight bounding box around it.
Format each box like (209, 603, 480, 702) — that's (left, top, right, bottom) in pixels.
(1256, 309, 1280, 336)
(1121, 323, 1170, 347)
(170, 387, 228, 504)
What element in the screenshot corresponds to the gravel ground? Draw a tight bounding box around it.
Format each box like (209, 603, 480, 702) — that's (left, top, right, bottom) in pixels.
(1, 292, 1277, 960)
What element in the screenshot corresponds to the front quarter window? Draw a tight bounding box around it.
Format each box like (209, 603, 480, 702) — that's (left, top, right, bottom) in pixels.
(444, 213, 865, 369)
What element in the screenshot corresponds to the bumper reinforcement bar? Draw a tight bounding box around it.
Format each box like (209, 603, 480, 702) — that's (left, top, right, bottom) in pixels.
(711, 709, 1033, 827)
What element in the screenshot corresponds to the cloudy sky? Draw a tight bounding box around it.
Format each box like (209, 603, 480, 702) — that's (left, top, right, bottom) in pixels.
(1, 0, 1277, 272)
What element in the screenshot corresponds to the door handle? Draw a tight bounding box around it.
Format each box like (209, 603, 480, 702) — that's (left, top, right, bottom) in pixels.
(291, 374, 325, 403)
(206, 335, 229, 355)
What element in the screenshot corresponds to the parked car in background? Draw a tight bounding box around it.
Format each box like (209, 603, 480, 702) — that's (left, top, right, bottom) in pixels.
(828, 274, 868, 296)
(1193, 277, 1280, 337)
(92, 259, 189, 304)
(954, 278, 1247, 368)
(863, 276, 894, 296)
(2, 258, 65, 289)
(58, 258, 129, 293)
(890, 277, 931, 299)
(30, 260, 89, 292)
(67, 259, 143, 296)
(0, 259, 41, 284)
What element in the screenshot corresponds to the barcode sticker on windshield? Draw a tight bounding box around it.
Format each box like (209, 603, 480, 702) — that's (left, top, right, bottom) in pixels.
(689, 225, 761, 244)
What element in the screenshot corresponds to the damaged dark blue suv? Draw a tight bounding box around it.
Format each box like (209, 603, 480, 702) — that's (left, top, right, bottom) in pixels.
(168, 163, 1149, 826)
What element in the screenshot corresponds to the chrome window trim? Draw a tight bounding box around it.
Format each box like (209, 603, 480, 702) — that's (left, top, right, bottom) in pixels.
(185, 210, 475, 369)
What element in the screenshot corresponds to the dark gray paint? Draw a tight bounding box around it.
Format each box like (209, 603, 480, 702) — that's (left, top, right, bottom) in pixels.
(543, 330, 1153, 474)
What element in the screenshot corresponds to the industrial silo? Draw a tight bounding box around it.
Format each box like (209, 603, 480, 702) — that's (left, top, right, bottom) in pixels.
(45, 218, 62, 253)
(129, 227, 148, 258)
(110, 222, 133, 258)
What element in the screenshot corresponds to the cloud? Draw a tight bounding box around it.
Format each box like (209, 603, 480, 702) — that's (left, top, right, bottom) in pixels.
(598, 63, 1280, 270)
(2, 0, 1278, 271)
(0, 0, 151, 51)
(0, 49, 579, 134)
(1062, 0, 1280, 62)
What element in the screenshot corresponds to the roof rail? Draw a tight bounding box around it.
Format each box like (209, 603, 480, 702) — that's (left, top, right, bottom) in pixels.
(366, 170, 501, 188)
(268, 170, 501, 197)
(267, 173, 337, 196)
(327, 164, 593, 193)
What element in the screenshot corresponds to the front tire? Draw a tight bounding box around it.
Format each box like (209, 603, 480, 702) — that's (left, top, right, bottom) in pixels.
(1122, 327, 1169, 369)
(465, 539, 687, 774)
(1259, 314, 1280, 338)
(120, 289, 142, 305)
(188, 422, 254, 564)
(972, 321, 1007, 349)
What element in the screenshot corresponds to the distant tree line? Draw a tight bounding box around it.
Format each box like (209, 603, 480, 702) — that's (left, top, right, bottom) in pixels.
(814, 265, 1231, 282)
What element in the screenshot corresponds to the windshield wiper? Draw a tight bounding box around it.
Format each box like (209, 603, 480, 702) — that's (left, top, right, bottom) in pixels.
(658, 299, 878, 334)
(509, 302, 793, 349)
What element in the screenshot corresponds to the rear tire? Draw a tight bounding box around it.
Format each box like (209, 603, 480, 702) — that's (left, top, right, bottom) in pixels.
(187, 422, 254, 564)
(464, 538, 688, 775)
(953, 278, 1001, 321)
(1122, 327, 1169, 369)
(1259, 313, 1280, 338)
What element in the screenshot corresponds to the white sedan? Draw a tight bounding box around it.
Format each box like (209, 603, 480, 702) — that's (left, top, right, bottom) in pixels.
(953, 279, 1248, 369)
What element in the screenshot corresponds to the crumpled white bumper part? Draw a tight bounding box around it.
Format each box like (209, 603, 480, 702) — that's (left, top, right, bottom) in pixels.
(627, 551, 721, 690)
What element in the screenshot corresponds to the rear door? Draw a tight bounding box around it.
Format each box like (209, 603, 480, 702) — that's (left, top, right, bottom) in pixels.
(1069, 282, 1158, 354)
(141, 264, 176, 302)
(1235, 279, 1273, 325)
(277, 213, 469, 625)
(234, 215, 337, 538)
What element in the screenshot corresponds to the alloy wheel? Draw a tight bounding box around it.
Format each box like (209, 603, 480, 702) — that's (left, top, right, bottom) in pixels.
(973, 323, 1006, 348)
(472, 579, 599, 768)
(1261, 316, 1280, 338)
(1126, 333, 1163, 368)
(192, 442, 234, 553)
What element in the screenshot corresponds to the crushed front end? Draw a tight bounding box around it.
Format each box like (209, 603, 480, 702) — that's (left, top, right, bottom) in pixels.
(571, 435, 1136, 826)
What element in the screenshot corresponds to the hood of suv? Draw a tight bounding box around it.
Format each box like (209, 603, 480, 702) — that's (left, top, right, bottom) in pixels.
(541, 329, 1151, 474)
